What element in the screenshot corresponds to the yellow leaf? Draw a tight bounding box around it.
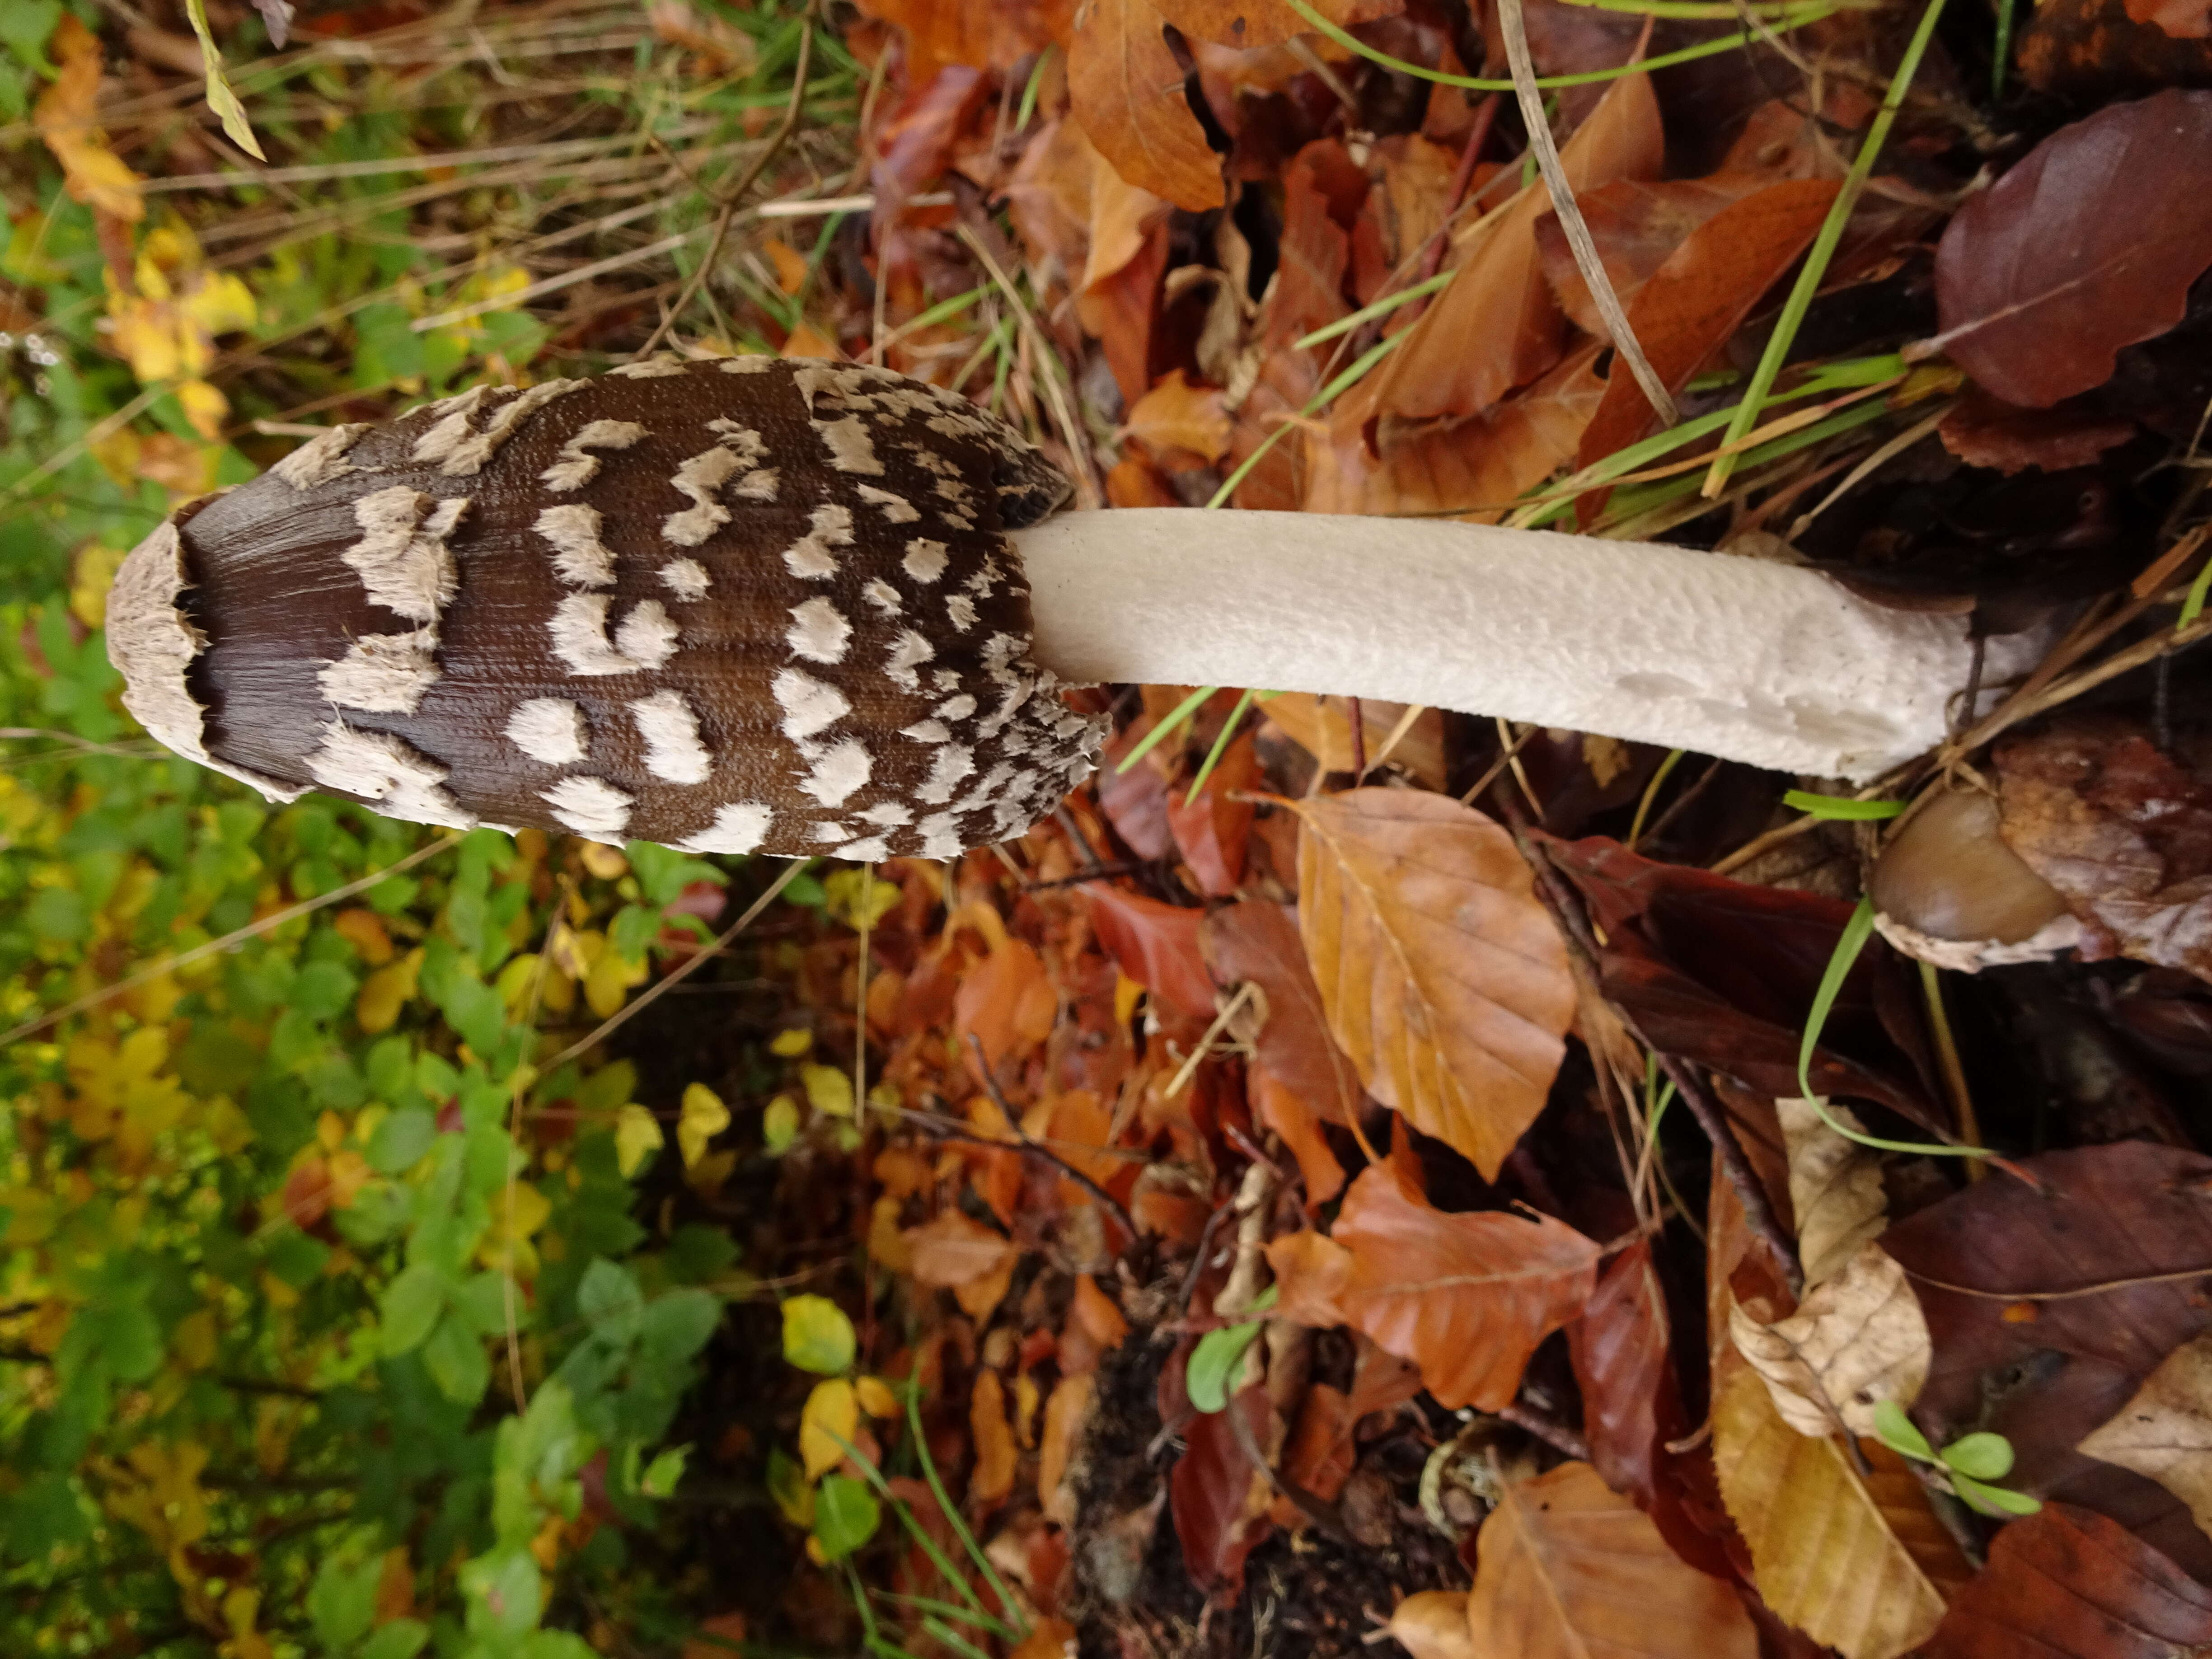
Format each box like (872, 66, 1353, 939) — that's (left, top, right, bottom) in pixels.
(615, 1103, 665, 1177)
(800, 1378, 857, 1481)
(799, 1063, 854, 1119)
(769, 1027, 813, 1058)
(762, 1093, 799, 1153)
(677, 1083, 730, 1168)
(579, 843, 628, 881)
(34, 17, 144, 221)
(180, 0, 267, 161)
(183, 269, 257, 338)
(1712, 1364, 1968, 1659)
(824, 868, 899, 930)
(855, 1376, 900, 1419)
(70, 544, 127, 629)
(356, 949, 424, 1035)
(176, 379, 228, 441)
(172, 1309, 218, 1371)
(331, 909, 395, 966)
(585, 942, 647, 1018)
(478, 1180, 553, 1276)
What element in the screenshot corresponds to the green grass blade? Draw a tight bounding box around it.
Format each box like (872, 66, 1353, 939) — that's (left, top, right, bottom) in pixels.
(1117, 686, 1218, 773)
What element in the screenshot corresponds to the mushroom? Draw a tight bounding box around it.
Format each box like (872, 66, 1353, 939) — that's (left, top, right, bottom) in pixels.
(108, 356, 2043, 858)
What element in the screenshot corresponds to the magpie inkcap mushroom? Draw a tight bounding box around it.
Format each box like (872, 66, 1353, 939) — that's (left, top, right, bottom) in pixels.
(107, 356, 1108, 860)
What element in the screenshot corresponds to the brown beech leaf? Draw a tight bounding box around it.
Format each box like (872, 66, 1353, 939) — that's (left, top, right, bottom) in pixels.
(1385, 1590, 1477, 1659)
(1201, 900, 1363, 1126)
(1165, 730, 1258, 897)
(2076, 1332, 2212, 1536)
(1369, 70, 1662, 422)
(2021, 0, 2212, 97)
(1918, 1504, 2212, 1659)
(854, 0, 1060, 75)
(1712, 1365, 1972, 1659)
(905, 1211, 1020, 1289)
(1123, 369, 1234, 461)
(1254, 693, 1448, 789)
(1153, 0, 1403, 47)
(1994, 716, 2212, 977)
(1467, 1461, 1759, 1659)
(1534, 175, 1767, 335)
(1574, 178, 1841, 485)
(1083, 886, 1218, 1021)
(1289, 788, 1575, 1178)
(1068, 0, 1227, 212)
(1728, 1242, 1931, 1439)
(1298, 1165, 1602, 1410)
(969, 1370, 1017, 1504)
(1304, 345, 1608, 522)
(1937, 385, 2136, 476)
(1566, 1240, 1682, 1503)
(1932, 90, 2212, 408)
(1169, 1383, 1273, 1599)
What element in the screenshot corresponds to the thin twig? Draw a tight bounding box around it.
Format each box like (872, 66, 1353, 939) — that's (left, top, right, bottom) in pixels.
(1495, 0, 1678, 426)
(956, 1034, 1139, 1242)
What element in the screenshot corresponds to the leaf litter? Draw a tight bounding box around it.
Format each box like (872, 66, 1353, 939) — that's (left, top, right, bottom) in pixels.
(19, 0, 2212, 1653)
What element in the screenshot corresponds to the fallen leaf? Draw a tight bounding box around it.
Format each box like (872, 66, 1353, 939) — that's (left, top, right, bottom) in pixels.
(1534, 175, 1767, 335)
(1169, 1384, 1272, 1598)
(1932, 90, 2212, 408)
(1123, 369, 1234, 460)
(904, 1211, 1020, 1289)
(1918, 1503, 2212, 1659)
(1778, 1095, 1887, 1289)
(1201, 900, 1362, 1126)
(1730, 1243, 1931, 1439)
(1294, 1165, 1601, 1411)
(1068, 0, 1226, 212)
(1265, 1227, 1354, 1327)
(1369, 69, 1662, 422)
(1290, 789, 1574, 1179)
(1566, 1240, 1681, 1503)
(970, 1370, 1017, 1504)
(1573, 178, 1841, 490)
(1712, 1364, 1971, 1659)
(952, 908, 1058, 1074)
(2076, 1332, 2212, 1537)
(1253, 694, 1448, 789)
(1153, 0, 1401, 48)
(2020, 0, 2212, 97)
(855, 0, 1057, 76)
(1937, 386, 2136, 476)
(1467, 1461, 1759, 1659)
(36, 16, 144, 222)
(1083, 886, 1217, 1021)
(1385, 1590, 1476, 1659)
(1040, 1373, 1094, 1524)
(1164, 730, 1258, 897)
(1995, 716, 2212, 977)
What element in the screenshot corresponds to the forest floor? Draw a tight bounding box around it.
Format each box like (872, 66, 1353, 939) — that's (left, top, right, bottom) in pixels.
(5, 2, 2212, 1658)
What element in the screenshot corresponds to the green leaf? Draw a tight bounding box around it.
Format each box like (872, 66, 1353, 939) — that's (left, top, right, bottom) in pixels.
(1781, 790, 1905, 820)
(1870, 1399, 1933, 1463)
(306, 1551, 384, 1651)
(1940, 1432, 2016, 1481)
(422, 1313, 492, 1406)
(521, 1634, 600, 1659)
(812, 1473, 881, 1561)
(1952, 1472, 2042, 1517)
(640, 1289, 722, 1370)
(380, 1262, 449, 1357)
(369, 1107, 440, 1175)
(577, 1259, 644, 1346)
(359, 1622, 431, 1659)
(0, 0, 60, 73)
(459, 1547, 543, 1643)
(180, 0, 267, 159)
(1186, 1321, 1263, 1414)
(782, 1294, 855, 1375)
(640, 1445, 688, 1498)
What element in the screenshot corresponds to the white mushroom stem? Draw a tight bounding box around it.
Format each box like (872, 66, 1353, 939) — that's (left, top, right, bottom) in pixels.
(1013, 509, 2043, 783)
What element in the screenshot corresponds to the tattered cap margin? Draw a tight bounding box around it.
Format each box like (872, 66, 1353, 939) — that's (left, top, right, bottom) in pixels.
(106, 515, 307, 803)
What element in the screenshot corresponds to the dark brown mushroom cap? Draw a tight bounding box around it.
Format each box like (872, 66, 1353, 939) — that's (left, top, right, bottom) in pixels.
(107, 357, 1106, 859)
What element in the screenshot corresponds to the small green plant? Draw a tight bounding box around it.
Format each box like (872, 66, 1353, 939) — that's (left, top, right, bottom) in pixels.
(1871, 1401, 2042, 1518)
(1186, 1285, 1279, 1413)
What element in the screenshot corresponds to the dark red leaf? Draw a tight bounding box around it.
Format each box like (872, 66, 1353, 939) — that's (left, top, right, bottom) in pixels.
(1933, 90, 2212, 408)
(1920, 1504, 2212, 1659)
(1169, 1384, 1274, 1600)
(1083, 885, 1218, 1020)
(1166, 732, 1259, 897)
(1568, 1242, 1681, 1503)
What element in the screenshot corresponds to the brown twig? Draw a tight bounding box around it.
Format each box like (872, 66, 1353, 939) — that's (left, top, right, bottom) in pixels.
(961, 1034, 1139, 1243)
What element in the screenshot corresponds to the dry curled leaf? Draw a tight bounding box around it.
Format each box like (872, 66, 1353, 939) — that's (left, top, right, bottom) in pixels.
(1384, 1590, 1476, 1659)
(36, 16, 144, 223)
(1290, 788, 1574, 1179)
(1713, 1364, 1971, 1659)
(1932, 90, 2212, 408)
(1152, 0, 1402, 48)
(1466, 1461, 1759, 1659)
(1729, 1242, 1931, 1439)
(1778, 1095, 1887, 1289)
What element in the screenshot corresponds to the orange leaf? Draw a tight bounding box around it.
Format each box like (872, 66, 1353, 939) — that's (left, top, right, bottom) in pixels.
(35, 17, 144, 223)
(1385, 1590, 1477, 1659)
(1153, 0, 1402, 47)
(1369, 69, 1661, 422)
(1265, 1228, 1353, 1327)
(1067, 0, 1227, 212)
(1123, 369, 1234, 461)
(1322, 1166, 1601, 1411)
(1164, 730, 1258, 896)
(1289, 788, 1574, 1178)
(1533, 175, 1771, 337)
(1467, 1462, 1759, 1659)
(1083, 886, 1218, 1022)
(904, 1211, 1019, 1288)
(970, 1370, 1018, 1504)
(1573, 178, 1842, 497)
(953, 924, 1056, 1074)
(1040, 1373, 1095, 1524)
